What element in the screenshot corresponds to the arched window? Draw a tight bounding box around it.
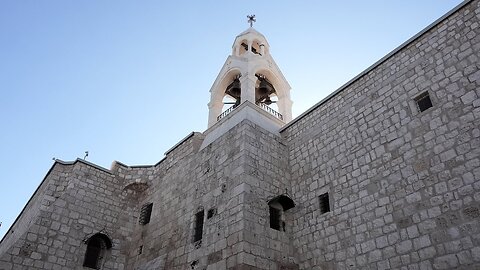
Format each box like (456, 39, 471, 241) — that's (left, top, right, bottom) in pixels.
(268, 194, 295, 232)
(83, 233, 112, 269)
(238, 39, 248, 55)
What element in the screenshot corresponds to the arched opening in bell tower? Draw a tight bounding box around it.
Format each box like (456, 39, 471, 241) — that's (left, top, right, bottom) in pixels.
(255, 73, 279, 114)
(238, 39, 249, 56)
(215, 72, 242, 122)
(251, 39, 267, 56)
(235, 39, 267, 57)
(251, 41, 261, 55)
(222, 75, 241, 109)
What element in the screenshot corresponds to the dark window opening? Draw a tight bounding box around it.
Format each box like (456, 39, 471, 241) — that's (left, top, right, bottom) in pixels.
(319, 193, 330, 214)
(84, 238, 102, 269)
(415, 92, 433, 112)
(83, 234, 111, 269)
(268, 194, 295, 211)
(241, 42, 248, 51)
(269, 206, 282, 231)
(138, 245, 143, 255)
(207, 208, 217, 219)
(268, 194, 294, 232)
(139, 203, 153, 225)
(193, 210, 204, 242)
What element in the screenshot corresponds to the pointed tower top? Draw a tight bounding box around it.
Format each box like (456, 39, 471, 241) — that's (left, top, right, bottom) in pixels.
(236, 27, 266, 39)
(232, 27, 270, 57)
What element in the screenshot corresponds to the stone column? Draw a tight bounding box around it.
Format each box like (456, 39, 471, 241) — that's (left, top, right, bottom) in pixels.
(240, 74, 257, 105)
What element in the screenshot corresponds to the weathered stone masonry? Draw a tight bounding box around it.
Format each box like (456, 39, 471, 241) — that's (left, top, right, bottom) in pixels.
(0, 1, 479, 269)
(0, 160, 131, 269)
(282, 1, 480, 269)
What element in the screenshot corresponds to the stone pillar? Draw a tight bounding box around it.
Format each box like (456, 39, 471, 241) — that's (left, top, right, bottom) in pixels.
(277, 97, 293, 123)
(240, 74, 257, 104)
(208, 101, 224, 127)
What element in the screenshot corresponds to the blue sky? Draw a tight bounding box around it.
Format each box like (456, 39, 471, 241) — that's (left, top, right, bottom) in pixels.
(0, 1, 464, 239)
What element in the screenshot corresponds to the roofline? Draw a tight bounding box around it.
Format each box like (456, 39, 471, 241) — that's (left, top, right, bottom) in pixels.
(164, 131, 196, 156)
(0, 158, 114, 244)
(64, 158, 114, 174)
(112, 160, 155, 169)
(280, 0, 472, 132)
(232, 27, 270, 48)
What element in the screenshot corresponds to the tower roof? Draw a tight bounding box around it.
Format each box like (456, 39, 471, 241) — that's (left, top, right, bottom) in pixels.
(236, 27, 265, 38)
(232, 27, 270, 48)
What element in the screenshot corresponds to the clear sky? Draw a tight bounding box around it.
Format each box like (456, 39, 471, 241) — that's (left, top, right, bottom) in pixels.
(0, 1, 464, 239)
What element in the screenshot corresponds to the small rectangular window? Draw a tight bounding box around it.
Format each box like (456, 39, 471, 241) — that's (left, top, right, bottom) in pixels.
(415, 91, 433, 112)
(319, 193, 330, 214)
(269, 206, 281, 231)
(193, 210, 204, 242)
(139, 203, 153, 225)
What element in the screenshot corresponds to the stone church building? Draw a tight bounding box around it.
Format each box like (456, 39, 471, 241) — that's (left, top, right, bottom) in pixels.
(1, 0, 479, 269)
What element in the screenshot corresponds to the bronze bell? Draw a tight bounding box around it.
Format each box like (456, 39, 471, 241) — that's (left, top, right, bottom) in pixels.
(258, 79, 274, 96)
(256, 78, 275, 103)
(225, 78, 241, 100)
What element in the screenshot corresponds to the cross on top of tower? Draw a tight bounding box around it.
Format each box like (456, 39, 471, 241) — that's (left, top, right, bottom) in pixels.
(247, 15, 256, 27)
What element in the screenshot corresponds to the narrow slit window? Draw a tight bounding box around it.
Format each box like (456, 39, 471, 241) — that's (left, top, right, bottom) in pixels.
(139, 203, 153, 225)
(193, 210, 204, 242)
(415, 91, 433, 112)
(269, 206, 281, 231)
(319, 193, 330, 214)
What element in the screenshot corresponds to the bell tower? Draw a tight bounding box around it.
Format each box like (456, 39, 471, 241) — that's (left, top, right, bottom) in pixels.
(207, 17, 292, 128)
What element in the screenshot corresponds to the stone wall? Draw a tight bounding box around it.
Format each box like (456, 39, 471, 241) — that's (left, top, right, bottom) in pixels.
(0, 1, 478, 270)
(121, 120, 299, 270)
(236, 121, 297, 269)
(122, 124, 251, 269)
(282, 0, 480, 269)
(0, 162, 68, 257)
(0, 160, 131, 269)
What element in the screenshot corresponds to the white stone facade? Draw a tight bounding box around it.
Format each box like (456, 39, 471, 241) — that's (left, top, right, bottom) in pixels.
(208, 27, 292, 128)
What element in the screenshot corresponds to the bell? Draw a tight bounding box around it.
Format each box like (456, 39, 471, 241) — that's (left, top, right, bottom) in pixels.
(256, 78, 275, 104)
(258, 79, 274, 96)
(225, 78, 241, 100)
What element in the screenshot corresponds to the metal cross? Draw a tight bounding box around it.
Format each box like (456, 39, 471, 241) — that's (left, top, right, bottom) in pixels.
(247, 15, 256, 27)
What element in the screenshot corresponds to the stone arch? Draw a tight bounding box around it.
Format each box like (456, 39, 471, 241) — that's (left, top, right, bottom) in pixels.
(251, 39, 267, 55)
(238, 39, 249, 55)
(253, 68, 286, 99)
(252, 66, 292, 121)
(267, 194, 295, 232)
(268, 194, 295, 211)
(122, 181, 149, 201)
(208, 68, 243, 126)
(211, 68, 243, 105)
